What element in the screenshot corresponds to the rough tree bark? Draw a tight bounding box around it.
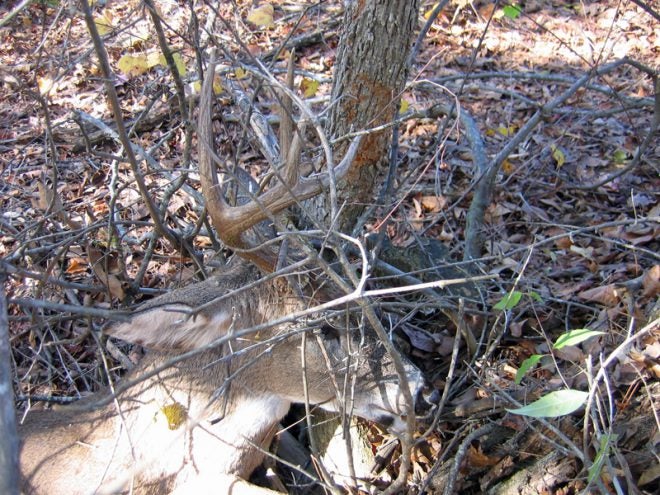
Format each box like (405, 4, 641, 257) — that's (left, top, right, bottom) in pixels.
(304, 0, 421, 489)
(309, 0, 420, 233)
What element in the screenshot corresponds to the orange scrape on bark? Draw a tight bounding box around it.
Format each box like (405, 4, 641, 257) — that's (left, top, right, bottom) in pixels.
(349, 74, 398, 169)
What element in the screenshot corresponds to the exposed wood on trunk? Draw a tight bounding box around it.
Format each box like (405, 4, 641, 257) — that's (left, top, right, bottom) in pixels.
(308, 0, 420, 233)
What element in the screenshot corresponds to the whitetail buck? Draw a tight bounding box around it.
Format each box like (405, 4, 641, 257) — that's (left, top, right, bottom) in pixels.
(18, 56, 422, 494)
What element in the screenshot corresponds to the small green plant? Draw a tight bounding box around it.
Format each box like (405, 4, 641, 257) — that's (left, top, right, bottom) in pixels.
(515, 328, 605, 385)
(493, 291, 604, 418)
(502, 4, 522, 20)
(493, 290, 541, 311)
(588, 433, 619, 483)
(506, 389, 589, 417)
(509, 327, 603, 417)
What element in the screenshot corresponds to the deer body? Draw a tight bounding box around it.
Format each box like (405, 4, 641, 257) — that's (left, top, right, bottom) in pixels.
(19, 354, 286, 494)
(19, 263, 420, 494)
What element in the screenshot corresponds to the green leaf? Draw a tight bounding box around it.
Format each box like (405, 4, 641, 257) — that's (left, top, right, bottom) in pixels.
(553, 329, 604, 350)
(588, 433, 618, 483)
(300, 78, 320, 98)
(494, 291, 523, 310)
(171, 52, 186, 77)
(528, 291, 543, 302)
(550, 143, 565, 168)
(612, 149, 628, 164)
(515, 354, 543, 385)
(507, 389, 588, 418)
(502, 4, 522, 20)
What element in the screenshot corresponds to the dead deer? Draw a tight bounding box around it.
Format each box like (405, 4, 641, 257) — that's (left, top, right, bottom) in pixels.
(17, 56, 422, 494)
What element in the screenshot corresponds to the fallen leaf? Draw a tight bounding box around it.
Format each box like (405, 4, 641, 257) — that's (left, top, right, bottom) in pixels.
(611, 149, 629, 164)
(578, 284, 622, 306)
(555, 346, 585, 363)
(555, 235, 573, 249)
(88, 246, 125, 300)
(247, 4, 275, 28)
(106, 274, 125, 300)
(497, 125, 517, 136)
(300, 78, 319, 98)
(212, 75, 223, 94)
(509, 320, 524, 337)
(550, 144, 565, 168)
(570, 245, 594, 259)
(468, 444, 499, 468)
(37, 76, 58, 96)
(641, 265, 659, 298)
(420, 195, 447, 212)
(501, 159, 515, 174)
(638, 462, 660, 487)
(66, 257, 88, 275)
(171, 52, 186, 77)
(117, 54, 150, 77)
(400, 325, 443, 353)
(94, 12, 113, 36)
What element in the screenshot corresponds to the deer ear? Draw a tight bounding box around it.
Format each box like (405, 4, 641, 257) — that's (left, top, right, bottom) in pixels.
(106, 304, 232, 351)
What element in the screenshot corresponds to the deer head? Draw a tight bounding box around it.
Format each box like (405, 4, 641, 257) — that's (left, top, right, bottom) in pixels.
(18, 54, 422, 495)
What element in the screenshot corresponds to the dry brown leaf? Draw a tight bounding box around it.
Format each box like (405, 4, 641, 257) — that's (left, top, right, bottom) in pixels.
(105, 274, 125, 300)
(478, 3, 497, 20)
(412, 196, 422, 217)
(641, 265, 660, 298)
(486, 202, 515, 220)
(420, 195, 447, 212)
(409, 197, 424, 231)
(435, 334, 457, 356)
(88, 246, 125, 299)
(570, 245, 594, 260)
(638, 462, 660, 487)
(467, 444, 499, 468)
(629, 348, 660, 379)
(35, 181, 61, 212)
(577, 284, 622, 306)
(555, 346, 585, 363)
(509, 320, 524, 337)
(501, 158, 515, 175)
(400, 326, 438, 353)
(555, 235, 573, 249)
(247, 4, 275, 28)
(66, 257, 88, 275)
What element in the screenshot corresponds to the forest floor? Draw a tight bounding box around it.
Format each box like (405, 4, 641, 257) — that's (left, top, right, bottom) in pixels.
(1, 1, 658, 494)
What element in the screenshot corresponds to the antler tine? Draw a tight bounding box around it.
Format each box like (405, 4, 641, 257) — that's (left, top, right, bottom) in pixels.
(198, 52, 361, 274)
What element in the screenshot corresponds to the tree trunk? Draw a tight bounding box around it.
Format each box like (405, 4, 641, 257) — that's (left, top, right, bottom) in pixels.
(306, 0, 420, 489)
(310, 0, 420, 233)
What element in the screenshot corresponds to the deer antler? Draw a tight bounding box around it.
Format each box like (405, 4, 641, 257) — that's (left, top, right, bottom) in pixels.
(198, 52, 361, 273)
